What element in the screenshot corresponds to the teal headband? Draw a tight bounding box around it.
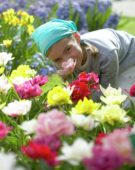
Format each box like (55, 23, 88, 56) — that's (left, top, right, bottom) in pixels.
(31, 19, 77, 56)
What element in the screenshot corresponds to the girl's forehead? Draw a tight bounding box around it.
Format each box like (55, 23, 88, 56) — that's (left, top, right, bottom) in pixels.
(48, 37, 72, 58)
(54, 37, 71, 48)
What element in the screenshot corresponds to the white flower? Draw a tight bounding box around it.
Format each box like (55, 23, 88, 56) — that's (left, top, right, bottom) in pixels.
(0, 52, 14, 66)
(0, 75, 11, 94)
(11, 76, 30, 85)
(2, 100, 32, 116)
(0, 152, 16, 170)
(100, 84, 127, 105)
(64, 86, 74, 96)
(58, 138, 93, 165)
(0, 152, 25, 170)
(100, 84, 122, 96)
(69, 114, 98, 130)
(19, 119, 37, 134)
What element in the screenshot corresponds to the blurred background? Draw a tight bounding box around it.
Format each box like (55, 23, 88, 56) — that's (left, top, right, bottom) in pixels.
(112, 0, 135, 35)
(0, 0, 135, 75)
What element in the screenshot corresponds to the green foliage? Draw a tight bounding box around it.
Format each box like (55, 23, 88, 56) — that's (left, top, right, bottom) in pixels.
(47, 3, 59, 21)
(41, 74, 65, 94)
(0, 9, 37, 71)
(68, 3, 80, 30)
(86, 2, 112, 31)
(117, 16, 135, 35)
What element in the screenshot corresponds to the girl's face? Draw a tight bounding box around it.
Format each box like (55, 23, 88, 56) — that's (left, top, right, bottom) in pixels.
(47, 33, 83, 73)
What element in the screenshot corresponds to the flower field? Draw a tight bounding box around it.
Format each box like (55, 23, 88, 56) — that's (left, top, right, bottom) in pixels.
(1, 56, 135, 170)
(1, 1, 135, 170)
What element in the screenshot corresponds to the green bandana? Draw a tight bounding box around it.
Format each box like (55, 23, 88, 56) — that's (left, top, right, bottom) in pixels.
(32, 19, 77, 56)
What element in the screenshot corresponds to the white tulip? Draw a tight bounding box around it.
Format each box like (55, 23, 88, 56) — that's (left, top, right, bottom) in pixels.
(19, 119, 37, 134)
(69, 114, 98, 130)
(2, 100, 32, 116)
(100, 84, 127, 105)
(58, 138, 93, 165)
(0, 52, 13, 66)
(0, 152, 25, 170)
(0, 75, 11, 94)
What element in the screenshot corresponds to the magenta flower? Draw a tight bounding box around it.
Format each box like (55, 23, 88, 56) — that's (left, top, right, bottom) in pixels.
(14, 75, 48, 99)
(35, 109, 75, 137)
(83, 145, 124, 170)
(0, 121, 12, 139)
(103, 128, 133, 162)
(14, 81, 42, 99)
(129, 84, 135, 96)
(30, 75, 48, 86)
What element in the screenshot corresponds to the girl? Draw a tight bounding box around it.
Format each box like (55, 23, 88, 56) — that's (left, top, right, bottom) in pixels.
(32, 19, 135, 89)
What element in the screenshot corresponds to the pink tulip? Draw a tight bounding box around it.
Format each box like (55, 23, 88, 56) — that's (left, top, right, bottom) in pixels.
(30, 75, 48, 86)
(35, 109, 74, 137)
(103, 128, 133, 162)
(0, 121, 12, 139)
(14, 75, 48, 99)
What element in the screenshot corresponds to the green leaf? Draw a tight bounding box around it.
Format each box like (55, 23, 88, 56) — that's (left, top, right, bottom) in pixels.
(41, 74, 64, 94)
(117, 16, 130, 29)
(6, 87, 20, 103)
(0, 66, 4, 74)
(39, 160, 53, 170)
(47, 3, 59, 20)
(0, 102, 6, 109)
(86, 1, 112, 31)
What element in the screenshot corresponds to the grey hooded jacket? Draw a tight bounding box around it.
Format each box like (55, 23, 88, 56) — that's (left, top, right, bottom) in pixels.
(79, 28, 135, 88)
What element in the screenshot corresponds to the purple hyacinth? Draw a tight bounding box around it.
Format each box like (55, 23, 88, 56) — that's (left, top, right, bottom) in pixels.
(15, 0, 27, 9)
(98, 0, 112, 13)
(57, 0, 87, 32)
(72, 1, 87, 31)
(28, 0, 59, 21)
(78, 0, 96, 12)
(0, 1, 10, 13)
(0, 0, 27, 13)
(103, 13, 120, 29)
(28, 4, 50, 21)
(57, 2, 70, 20)
(39, 68, 49, 76)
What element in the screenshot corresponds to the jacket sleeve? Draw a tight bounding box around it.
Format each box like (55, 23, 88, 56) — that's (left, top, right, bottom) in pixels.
(99, 50, 119, 88)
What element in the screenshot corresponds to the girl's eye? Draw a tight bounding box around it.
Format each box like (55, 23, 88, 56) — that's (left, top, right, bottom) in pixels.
(54, 58, 61, 62)
(66, 46, 71, 53)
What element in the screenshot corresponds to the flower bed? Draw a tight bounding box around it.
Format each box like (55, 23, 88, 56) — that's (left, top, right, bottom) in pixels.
(1, 52, 135, 170)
